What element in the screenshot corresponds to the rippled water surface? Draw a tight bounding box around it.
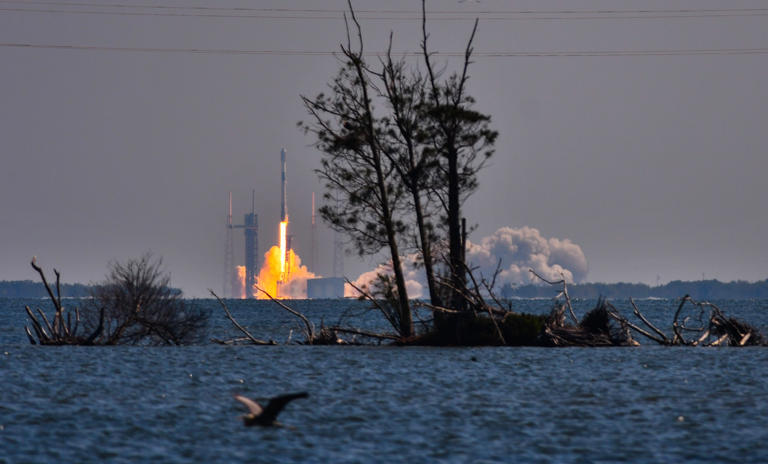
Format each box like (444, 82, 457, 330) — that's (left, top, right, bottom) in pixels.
(1, 298, 767, 463)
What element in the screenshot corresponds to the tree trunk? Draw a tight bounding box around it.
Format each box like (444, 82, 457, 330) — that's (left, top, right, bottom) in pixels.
(447, 144, 466, 311)
(350, 55, 413, 338)
(412, 191, 440, 307)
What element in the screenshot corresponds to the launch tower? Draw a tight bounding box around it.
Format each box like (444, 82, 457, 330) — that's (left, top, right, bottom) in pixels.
(224, 190, 259, 299)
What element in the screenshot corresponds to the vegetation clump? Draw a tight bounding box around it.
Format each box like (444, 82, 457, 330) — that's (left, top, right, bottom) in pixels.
(501, 313, 547, 346)
(24, 254, 209, 346)
(541, 298, 635, 347)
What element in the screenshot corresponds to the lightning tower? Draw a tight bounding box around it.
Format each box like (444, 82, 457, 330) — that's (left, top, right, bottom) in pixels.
(223, 192, 234, 297)
(310, 192, 317, 273)
(243, 190, 259, 298)
(224, 191, 259, 299)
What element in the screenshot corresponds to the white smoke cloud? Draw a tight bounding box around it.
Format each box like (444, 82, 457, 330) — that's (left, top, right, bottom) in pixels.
(346, 259, 424, 298)
(349, 226, 588, 298)
(465, 226, 588, 286)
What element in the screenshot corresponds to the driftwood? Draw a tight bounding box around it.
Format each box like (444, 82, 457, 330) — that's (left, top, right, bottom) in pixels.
(529, 269, 632, 346)
(24, 258, 103, 345)
(255, 285, 317, 344)
(212, 283, 392, 346)
(540, 299, 637, 347)
(529, 269, 578, 324)
(217, 285, 349, 345)
(604, 294, 765, 347)
(345, 278, 403, 337)
(529, 269, 765, 347)
(209, 290, 276, 345)
(327, 326, 400, 341)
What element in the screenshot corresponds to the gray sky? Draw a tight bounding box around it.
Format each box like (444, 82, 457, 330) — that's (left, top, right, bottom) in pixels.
(2, 0, 767, 296)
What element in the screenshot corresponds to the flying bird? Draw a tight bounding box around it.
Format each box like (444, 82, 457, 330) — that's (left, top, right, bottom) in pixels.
(234, 392, 309, 427)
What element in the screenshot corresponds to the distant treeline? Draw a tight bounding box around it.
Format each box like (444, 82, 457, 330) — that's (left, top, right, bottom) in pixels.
(4, 278, 767, 300)
(502, 279, 768, 300)
(0, 280, 92, 298)
(1, 280, 184, 299)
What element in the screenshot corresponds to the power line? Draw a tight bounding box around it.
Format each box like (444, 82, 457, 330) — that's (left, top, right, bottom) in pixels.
(2, 3, 768, 21)
(2, 1, 768, 16)
(2, 42, 768, 57)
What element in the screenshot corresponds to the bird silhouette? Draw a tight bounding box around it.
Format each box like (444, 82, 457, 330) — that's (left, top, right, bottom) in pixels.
(234, 392, 309, 427)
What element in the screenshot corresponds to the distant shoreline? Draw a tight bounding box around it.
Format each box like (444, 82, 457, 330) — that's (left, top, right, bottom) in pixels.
(502, 279, 768, 300)
(0, 280, 180, 299)
(0, 280, 91, 298)
(3, 279, 767, 300)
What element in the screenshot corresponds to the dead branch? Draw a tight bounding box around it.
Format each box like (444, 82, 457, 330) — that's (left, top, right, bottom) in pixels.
(327, 326, 400, 341)
(629, 297, 670, 343)
(672, 295, 692, 344)
(413, 301, 461, 314)
(36, 308, 55, 338)
(255, 285, 315, 343)
(739, 332, 752, 346)
(692, 329, 711, 347)
(25, 305, 48, 340)
(605, 305, 668, 345)
(345, 278, 400, 334)
(24, 326, 37, 345)
(707, 333, 730, 347)
(209, 290, 274, 345)
(529, 269, 578, 324)
(482, 280, 513, 316)
(211, 336, 275, 346)
(23, 259, 104, 345)
(462, 262, 487, 316)
(463, 263, 505, 344)
(30, 257, 61, 314)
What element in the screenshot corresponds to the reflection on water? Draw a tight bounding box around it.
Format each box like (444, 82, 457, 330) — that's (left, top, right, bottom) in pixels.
(1, 298, 767, 463)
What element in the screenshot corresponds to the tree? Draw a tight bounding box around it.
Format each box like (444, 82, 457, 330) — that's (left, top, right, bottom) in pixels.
(301, 0, 495, 327)
(378, 45, 444, 308)
(83, 254, 209, 345)
(419, 4, 498, 311)
(300, 5, 413, 337)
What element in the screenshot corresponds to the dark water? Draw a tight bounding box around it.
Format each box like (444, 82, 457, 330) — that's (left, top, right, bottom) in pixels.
(1, 298, 767, 463)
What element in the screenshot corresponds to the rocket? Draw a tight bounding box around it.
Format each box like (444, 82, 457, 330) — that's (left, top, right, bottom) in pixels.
(280, 148, 287, 222)
(279, 148, 289, 281)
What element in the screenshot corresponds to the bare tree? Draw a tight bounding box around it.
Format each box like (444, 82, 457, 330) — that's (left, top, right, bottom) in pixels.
(83, 253, 209, 345)
(23, 258, 104, 345)
(300, 4, 413, 337)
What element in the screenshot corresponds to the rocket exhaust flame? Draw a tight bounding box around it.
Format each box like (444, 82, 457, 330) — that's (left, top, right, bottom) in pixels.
(250, 148, 316, 299)
(279, 220, 288, 280)
(255, 245, 315, 299)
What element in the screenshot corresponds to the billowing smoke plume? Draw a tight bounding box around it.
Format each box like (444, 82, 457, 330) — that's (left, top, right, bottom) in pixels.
(349, 226, 587, 298)
(234, 265, 247, 299)
(465, 226, 588, 285)
(257, 246, 316, 299)
(346, 259, 424, 298)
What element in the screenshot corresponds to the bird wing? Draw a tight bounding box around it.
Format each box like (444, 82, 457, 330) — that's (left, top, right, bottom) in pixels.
(261, 392, 309, 422)
(234, 395, 263, 415)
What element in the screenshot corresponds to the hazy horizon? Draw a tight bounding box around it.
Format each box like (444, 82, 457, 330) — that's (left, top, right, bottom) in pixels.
(2, 0, 767, 297)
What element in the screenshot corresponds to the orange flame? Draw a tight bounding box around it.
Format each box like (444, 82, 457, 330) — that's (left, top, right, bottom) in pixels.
(255, 245, 316, 299)
(279, 220, 288, 279)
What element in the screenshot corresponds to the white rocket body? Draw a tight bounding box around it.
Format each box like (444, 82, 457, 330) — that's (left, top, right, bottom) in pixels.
(280, 148, 287, 222)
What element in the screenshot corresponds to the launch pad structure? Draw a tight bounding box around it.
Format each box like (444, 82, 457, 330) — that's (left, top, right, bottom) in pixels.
(223, 147, 345, 299)
(223, 191, 259, 299)
(223, 148, 291, 299)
